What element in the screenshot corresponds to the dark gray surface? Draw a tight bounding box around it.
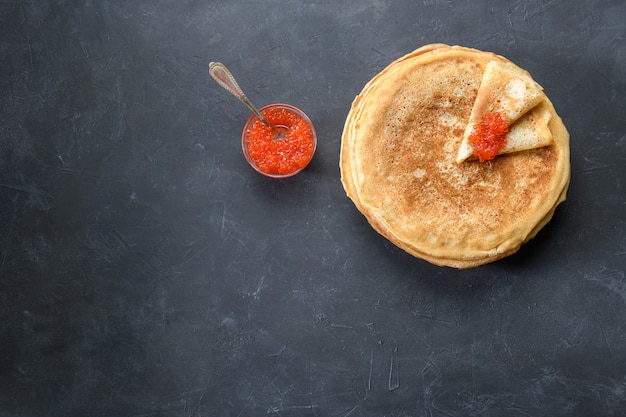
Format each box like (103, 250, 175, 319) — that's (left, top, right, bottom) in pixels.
(1, 1, 625, 416)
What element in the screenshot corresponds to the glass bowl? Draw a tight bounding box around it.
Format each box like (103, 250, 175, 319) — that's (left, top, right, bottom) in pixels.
(241, 103, 317, 178)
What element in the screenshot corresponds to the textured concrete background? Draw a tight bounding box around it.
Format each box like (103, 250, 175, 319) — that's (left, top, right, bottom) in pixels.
(1, 1, 625, 416)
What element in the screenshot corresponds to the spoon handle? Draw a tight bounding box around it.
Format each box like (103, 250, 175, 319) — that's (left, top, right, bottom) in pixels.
(209, 62, 271, 126)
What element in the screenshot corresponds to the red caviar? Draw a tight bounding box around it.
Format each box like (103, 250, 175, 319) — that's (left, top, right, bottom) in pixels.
(469, 112, 509, 162)
(243, 104, 316, 177)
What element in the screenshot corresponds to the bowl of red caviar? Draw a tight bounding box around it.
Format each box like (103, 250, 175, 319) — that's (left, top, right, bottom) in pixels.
(242, 103, 317, 178)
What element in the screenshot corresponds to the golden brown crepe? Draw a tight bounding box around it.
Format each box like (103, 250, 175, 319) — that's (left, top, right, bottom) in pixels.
(456, 59, 549, 162)
(340, 44, 570, 269)
(502, 101, 554, 155)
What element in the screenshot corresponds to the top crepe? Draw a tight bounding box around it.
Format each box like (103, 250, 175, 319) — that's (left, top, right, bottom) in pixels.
(340, 44, 570, 269)
(456, 59, 551, 162)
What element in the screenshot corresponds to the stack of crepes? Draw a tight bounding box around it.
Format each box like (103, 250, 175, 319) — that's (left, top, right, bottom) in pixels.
(340, 44, 570, 269)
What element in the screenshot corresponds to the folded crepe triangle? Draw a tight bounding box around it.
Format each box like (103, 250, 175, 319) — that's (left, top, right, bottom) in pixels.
(456, 60, 552, 163)
(503, 102, 553, 154)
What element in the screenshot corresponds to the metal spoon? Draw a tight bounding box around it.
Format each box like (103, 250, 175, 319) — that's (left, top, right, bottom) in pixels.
(209, 62, 287, 140)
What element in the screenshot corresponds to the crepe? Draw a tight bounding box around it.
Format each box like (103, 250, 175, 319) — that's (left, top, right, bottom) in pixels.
(340, 44, 570, 269)
(456, 59, 549, 162)
(502, 101, 553, 154)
